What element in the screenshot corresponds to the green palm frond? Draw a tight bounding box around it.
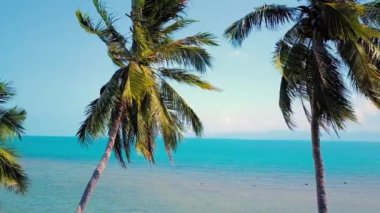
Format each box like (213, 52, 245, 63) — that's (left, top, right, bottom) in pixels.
(175, 33, 218, 46)
(158, 68, 218, 90)
(150, 86, 173, 127)
(0, 147, 28, 194)
(153, 90, 183, 160)
(321, 3, 380, 40)
(279, 41, 310, 82)
(76, 0, 130, 67)
(161, 19, 197, 36)
(113, 129, 124, 167)
(362, 1, 380, 27)
(109, 104, 130, 168)
(76, 10, 129, 67)
(154, 44, 213, 73)
(161, 81, 203, 136)
(76, 10, 106, 36)
(161, 111, 184, 160)
(93, 0, 117, 28)
(279, 77, 296, 129)
(310, 40, 356, 132)
(113, 105, 138, 166)
(123, 63, 155, 102)
(120, 121, 136, 164)
(0, 81, 28, 194)
(0, 82, 15, 104)
(359, 38, 380, 63)
(276, 37, 311, 128)
(225, 4, 297, 46)
(77, 69, 124, 143)
(142, 0, 187, 33)
(273, 38, 303, 72)
(0, 83, 25, 142)
(77, 99, 107, 143)
(338, 40, 380, 107)
(135, 104, 157, 163)
(150, 86, 182, 159)
(0, 107, 26, 141)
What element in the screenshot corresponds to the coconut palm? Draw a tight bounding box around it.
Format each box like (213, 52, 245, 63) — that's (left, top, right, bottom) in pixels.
(75, 0, 217, 212)
(225, 1, 380, 212)
(0, 81, 28, 194)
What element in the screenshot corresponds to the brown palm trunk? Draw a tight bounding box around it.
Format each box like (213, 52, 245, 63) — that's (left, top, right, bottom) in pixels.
(311, 105, 328, 213)
(310, 36, 328, 213)
(75, 107, 124, 213)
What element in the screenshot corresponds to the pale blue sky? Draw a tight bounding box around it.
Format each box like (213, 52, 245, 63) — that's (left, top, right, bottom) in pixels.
(1, 0, 380, 140)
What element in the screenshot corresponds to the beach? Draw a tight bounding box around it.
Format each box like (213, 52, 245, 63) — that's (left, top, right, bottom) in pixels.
(0, 137, 379, 212)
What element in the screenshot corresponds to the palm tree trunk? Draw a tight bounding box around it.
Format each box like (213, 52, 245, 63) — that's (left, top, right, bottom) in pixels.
(75, 106, 124, 213)
(311, 101, 328, 213)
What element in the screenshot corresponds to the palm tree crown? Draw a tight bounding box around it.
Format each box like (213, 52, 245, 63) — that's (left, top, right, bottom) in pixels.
(0, 81, 28, 194)
(226, 0, 380, 131)
(76, 0, 217, 166)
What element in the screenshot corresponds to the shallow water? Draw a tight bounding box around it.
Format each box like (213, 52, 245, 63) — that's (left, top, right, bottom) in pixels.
(0, 137, 379, 212)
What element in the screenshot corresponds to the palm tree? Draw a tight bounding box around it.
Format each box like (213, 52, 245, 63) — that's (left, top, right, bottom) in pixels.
(225, 1, 380, 213)
(75, 0, 217, 212)
(0, 81, 28, 194)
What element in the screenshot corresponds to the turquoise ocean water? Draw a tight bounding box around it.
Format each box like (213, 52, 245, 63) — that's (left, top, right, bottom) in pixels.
(0, 136, 379, 212)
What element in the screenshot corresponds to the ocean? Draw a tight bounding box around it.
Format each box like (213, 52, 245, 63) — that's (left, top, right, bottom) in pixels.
(0, 136, 379, 212)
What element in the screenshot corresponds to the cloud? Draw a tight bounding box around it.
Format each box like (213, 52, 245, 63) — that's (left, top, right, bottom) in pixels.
(229, 50, 251, 59)
(200, 108, 289, 135)
(188, 94, 380, 140)
(353, 95, 379, 123)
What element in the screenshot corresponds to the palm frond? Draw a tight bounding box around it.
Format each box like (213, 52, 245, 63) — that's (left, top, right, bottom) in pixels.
(76, 11, 106, 36)
(135, 104, 157, 163)
(0, 107, 26, 141)
(0, 147, 28, 194)
(225, 4, 297, 46)
(113, 130, 125, 167)
(110, 104, 130, 168)
(160, 81, 203, 136)
(153, 86, 184, 160)
(362, 1, 380, 27)
(311, 40, 356, 132)
(322, 3, 380, 40)
(93, 0, 117, 28)
(142, 0, 187, 33)
(121, 121, 135, 163)
(273, 20, 307, 71)
(77, 69, 124, 144)
(338, 40, 380, 107)
(175, 33, 218, 47)
(76, 4, 130, 67)
(161, 19, 196, 36)
(123, 63, 155, 102)
(359, 38, 380, 63)
(279, 77, 296, 129)
(158, 68, 218, 90)
(154, 44, 213, 73)
(161, 111, 184, 161)
(0, 82, 15, 104)
(276, 38, 311, 128)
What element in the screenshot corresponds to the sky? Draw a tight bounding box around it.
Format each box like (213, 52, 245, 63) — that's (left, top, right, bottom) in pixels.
(1, 0, 380, 140)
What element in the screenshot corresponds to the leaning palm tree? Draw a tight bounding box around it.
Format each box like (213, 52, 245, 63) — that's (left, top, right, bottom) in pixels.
(75, 0, 217, 212)
(225, 1, 380, 212)
(0, 81, 28, 194)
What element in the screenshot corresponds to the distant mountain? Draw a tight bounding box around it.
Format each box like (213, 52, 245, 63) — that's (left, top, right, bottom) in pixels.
(205, 130, 380, 142)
